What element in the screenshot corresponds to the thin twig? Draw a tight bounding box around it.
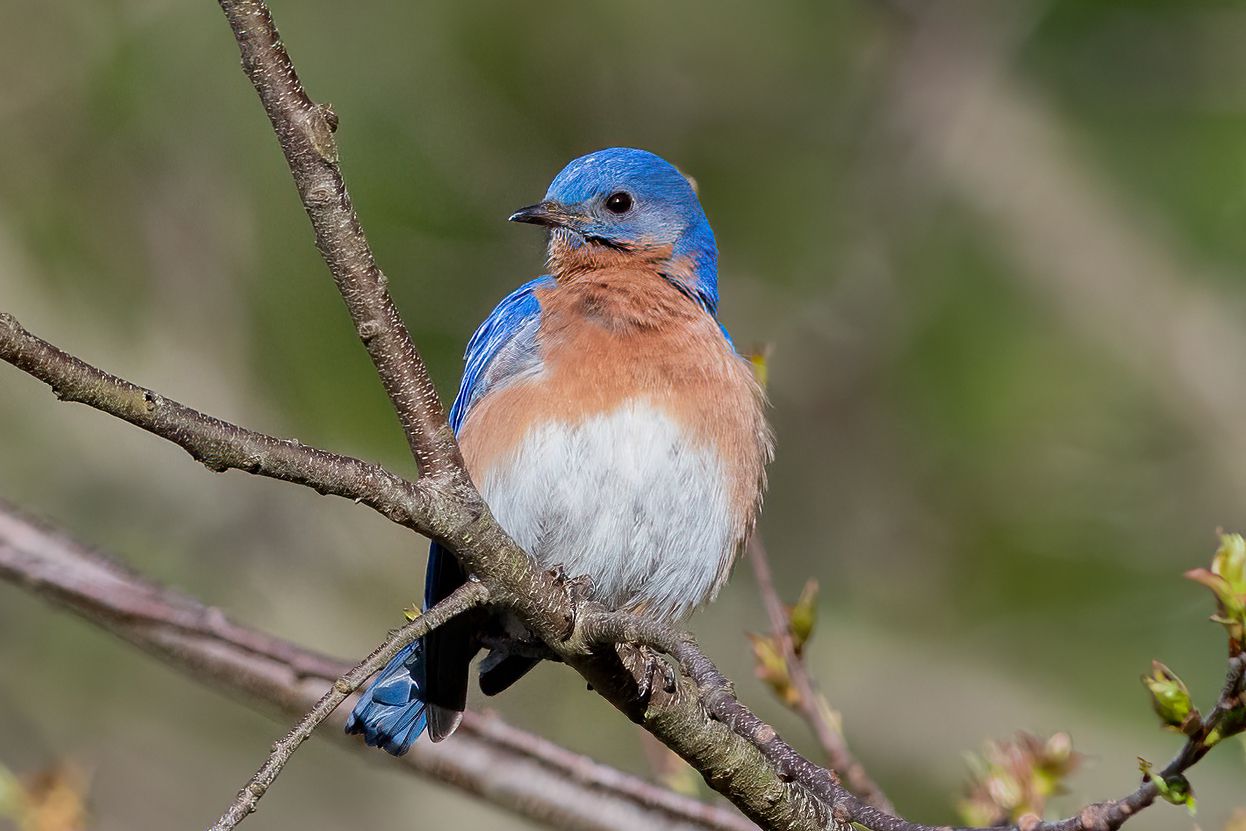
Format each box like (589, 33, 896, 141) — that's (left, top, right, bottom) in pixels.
(209, 580, 490, 831)
(747, 535, 893, 812)
(841, 653, 1246, 831)
(0, 502, 757, 831)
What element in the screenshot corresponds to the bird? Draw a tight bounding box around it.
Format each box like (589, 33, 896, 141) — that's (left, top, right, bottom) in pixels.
(346, 147, 773, 754)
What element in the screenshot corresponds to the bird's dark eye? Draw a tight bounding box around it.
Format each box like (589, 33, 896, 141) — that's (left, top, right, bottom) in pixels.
(604, 192, 633, 214)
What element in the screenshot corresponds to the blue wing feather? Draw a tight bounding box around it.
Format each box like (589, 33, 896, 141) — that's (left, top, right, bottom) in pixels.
(448, 275, 553, 433)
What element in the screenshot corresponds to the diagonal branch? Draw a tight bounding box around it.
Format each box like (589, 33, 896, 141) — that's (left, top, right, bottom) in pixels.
(210, 580, 491, 831)
(0, 502, 757, 831)
(216, 0, 461, 480)
(747, 535, 893, 812)
(0, 312, 441, 537)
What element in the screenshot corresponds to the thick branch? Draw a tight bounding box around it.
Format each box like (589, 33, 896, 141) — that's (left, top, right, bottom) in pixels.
(0, 502, 756, 831)
(216, 0, 461, 480)
(747, 535, 892, 812)
(210, 580, 491, 831)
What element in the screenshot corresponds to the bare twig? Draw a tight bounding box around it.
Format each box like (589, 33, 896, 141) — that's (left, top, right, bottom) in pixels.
(209, 580, 491, 831)
(747, 535, 893, 812)
(0, 502, 756, 831)
(844, 651, 1246, 831)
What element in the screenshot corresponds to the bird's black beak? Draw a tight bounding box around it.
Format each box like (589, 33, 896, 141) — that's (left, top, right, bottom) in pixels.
(508, 201, 575, 228)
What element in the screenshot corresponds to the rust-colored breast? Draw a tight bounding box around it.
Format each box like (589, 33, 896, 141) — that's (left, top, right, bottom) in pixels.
(459, 266, 771, 540)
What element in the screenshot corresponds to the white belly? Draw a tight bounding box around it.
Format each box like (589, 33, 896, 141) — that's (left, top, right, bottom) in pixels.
(476, 400, 738, 621)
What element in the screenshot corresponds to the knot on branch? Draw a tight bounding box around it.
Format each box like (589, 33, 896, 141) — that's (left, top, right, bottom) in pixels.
(0, 312, 20, 338)
(301, 106, 338, 164)
(1078, 804, 1110, 831)
(356, 319, 384, 341)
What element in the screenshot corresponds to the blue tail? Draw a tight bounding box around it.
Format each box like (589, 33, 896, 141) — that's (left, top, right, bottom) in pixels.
(345, 640, 429, 756)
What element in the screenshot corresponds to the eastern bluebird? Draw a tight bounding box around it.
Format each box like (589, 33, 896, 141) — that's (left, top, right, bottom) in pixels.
(346, 147, 772, 753)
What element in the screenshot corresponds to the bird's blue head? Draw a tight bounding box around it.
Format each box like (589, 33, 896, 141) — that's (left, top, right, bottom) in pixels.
(510, 147, 720, 313)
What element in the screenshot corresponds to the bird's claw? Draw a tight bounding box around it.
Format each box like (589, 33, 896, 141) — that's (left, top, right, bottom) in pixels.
(629, 643, 678, 702)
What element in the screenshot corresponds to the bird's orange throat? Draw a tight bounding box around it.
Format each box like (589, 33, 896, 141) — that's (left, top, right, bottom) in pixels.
(545, 237, 706, 321)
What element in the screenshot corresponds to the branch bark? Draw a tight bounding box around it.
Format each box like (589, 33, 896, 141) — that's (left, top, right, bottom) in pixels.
(0, 502, 755, 831)
(216, 1, 461, 480)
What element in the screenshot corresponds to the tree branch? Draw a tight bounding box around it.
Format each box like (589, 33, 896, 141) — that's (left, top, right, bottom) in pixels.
(0, 309, 835, 829)
(209, 580, 491, 831)
(747, 535, 893, 813)
(7, 321, 1241, 831)
(0, 312, 440, 537)
(0, 502, 756, 831)
(216, 0, 461, 480)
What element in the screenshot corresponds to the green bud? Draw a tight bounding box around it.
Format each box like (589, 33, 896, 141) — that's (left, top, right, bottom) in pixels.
(1138, 758, 1196, 814)
(786, 579, 819, 654)
(1141, 661, 1200, 733)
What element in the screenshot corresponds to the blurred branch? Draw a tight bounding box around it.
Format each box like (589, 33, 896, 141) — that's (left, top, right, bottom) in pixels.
(0, 502, 755, 831)
(746, 535, 893, 813)
(876, 0, 1246, 499)
(209, 580, 491, 831)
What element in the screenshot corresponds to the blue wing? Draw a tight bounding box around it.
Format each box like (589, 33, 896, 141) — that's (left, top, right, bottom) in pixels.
(447, 275, 552, 433)
(348, 276, 552, 751)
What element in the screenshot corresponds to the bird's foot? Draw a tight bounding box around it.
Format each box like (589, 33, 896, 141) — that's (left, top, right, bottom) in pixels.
(625, 643, 678, 703)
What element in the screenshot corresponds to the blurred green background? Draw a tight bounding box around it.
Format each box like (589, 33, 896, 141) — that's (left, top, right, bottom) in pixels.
(2, 0, 1244, 829)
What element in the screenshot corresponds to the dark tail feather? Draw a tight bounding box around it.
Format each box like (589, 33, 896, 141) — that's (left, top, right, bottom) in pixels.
(421, 545, 476, 742)
(345, 641, 429, 756)
(479, 654, 540, 697)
